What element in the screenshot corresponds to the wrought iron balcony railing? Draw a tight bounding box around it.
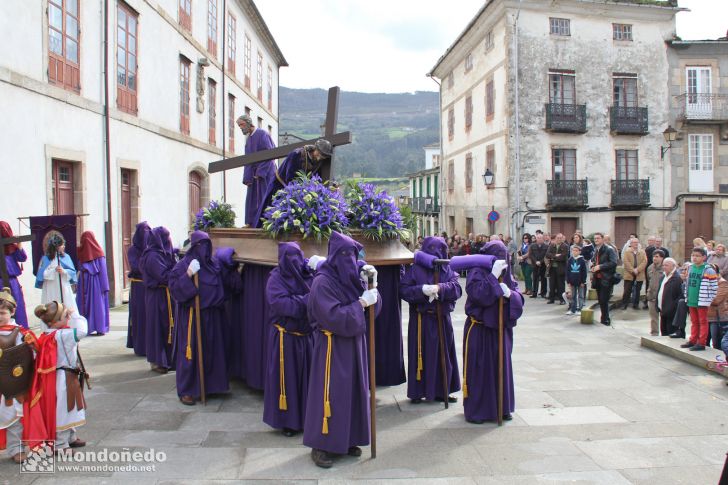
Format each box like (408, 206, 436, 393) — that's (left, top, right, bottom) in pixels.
(676, 93, 728, 122)
(610, 179, 650, 207)
(610, 106, 648, 135)
(411, 197, 439, 214)
(546, 179, 588, 209)
(545, 103, 587, 133)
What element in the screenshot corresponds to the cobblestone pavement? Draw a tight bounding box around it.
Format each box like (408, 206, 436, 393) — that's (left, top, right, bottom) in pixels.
(2, 282, 727, 484)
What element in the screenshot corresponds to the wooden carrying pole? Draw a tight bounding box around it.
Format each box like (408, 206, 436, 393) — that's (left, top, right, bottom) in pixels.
(432, 268, 449, 409)
(194, 274, 206, 405)
(57, 255, 64, 304)
(367, 275, 377, 459)
(497, 275, 504, 427)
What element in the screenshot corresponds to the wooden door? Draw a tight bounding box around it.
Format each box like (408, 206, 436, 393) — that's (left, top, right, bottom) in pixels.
(121, 169, 132, 287)
(614, 216, 638, 253)
(189, 171, 202, 222)
(52, 160, 74, 215)
(551, 217, 577, 240)
(685, 202, 713, 260)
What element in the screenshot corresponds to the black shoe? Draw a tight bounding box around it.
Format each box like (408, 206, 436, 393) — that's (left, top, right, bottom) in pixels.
(466, 418, 487, 424)
(669, 333, 682, 339)
(347, 446, 362, 457)
(282, 428, 298, 437)
(632, 305, 639, 310)
(530, 295, 538, 299)
(559, 300, 566, 305)
(311, 449, 334, 468)
(503, 414, 513, 421)
(680, 342, 695, 348)
(547, 300, 555, 304)
(601, 321, 611, 326)
(435, 395, 458, 403)
(689, 345, 706, 351)
(410, 398, 423, 405)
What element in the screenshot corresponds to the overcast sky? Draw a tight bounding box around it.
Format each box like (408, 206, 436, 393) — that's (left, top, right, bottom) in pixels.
(256, 0, 728, 94)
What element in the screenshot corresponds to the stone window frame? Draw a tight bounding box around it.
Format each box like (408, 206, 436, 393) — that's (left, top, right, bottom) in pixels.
(613, 23, 633, 41)
(465, 152, 473, 191)
(464, 93, 473, 132)
(484, 29, 494, 52)
(448, 159, 455, 192)
(549, 17, 571, 36)
(448, 106, 455, 141)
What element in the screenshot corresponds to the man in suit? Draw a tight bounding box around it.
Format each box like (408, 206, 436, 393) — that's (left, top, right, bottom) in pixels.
(657, 258, 685, 337)
(591, 233, 618, 326)
(545, 233, 569, 305)
(527, 233, 549, 299)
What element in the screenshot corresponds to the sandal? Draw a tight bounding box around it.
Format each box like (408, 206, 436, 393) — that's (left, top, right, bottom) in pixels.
(179, 395, 196, 406)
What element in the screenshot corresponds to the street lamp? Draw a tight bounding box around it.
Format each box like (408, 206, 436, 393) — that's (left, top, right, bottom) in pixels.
(661, 125, 678, 161)
(483, 168, 494, 186)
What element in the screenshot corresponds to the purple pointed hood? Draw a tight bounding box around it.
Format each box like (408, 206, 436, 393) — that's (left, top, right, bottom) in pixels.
(422, 236, 448, 260)
(319, 231, 364, 302)
(276, 242, 312, 293)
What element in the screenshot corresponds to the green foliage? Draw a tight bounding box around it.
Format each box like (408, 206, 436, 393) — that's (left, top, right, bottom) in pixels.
(398, 204, 419, 241)
(192, 200, 236, 231)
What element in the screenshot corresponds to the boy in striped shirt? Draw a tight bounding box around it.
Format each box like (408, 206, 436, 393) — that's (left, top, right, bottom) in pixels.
(681, 247, 718, 351)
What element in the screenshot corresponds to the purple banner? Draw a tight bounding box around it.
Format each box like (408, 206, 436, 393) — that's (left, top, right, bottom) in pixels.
(29, 215, 77, 275)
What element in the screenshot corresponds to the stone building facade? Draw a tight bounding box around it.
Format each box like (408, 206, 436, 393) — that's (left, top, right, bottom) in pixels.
(429, 0, 683, 250)
(0, 0, 286, 305)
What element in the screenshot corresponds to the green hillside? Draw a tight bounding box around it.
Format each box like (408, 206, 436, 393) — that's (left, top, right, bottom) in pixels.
(278, 87, 439, 179)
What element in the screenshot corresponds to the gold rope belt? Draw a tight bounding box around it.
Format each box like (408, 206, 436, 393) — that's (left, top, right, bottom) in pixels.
(462, 317, 482, 399)
(416, 313, 423, 381)
(274, 323, 308, 411)
(185, 307, 193, 360)
(129, 278, 143, 283)
(321, 329, 333, 434)
(275, 169, 286, 186)
(163, 286, 175, 345)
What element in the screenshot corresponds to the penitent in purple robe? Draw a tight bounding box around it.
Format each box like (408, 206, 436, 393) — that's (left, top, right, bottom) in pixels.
(76, 257, 110, 334)
(140, 227, 177, 370)
(243, 128, 277, 226)
(127, 222, 151, 355)
(263, 242, 314, 432)
(4, 249, 29, 328)
(252, 146, 323, 228)
(215, 246, 243, 376)
(169, 231, 231, 400)
(365, 265, 406, 386)
(400, 237, 462, 401)
(462, 240, 524, 423)
(303, 232, 381, 455)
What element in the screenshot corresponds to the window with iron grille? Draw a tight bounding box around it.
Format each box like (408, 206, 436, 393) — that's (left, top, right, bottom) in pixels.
(267, 65, 273, 110)
(179, 0, 191, 31)
(226, 13, 236, 75)
(615, 150, 638, 179)
(116, 2, 138, 115)
(486, 80, 494, 120)
(486, 145, 495, 185)
(257, 51, 263, 101)
(549, 71, 576, 104)
(465, 153, 473, 190)
(465, 94, 473, 131)
(180, 56, 191, 135)
(48, 0, 81, 92)
(549, 17, 570, 36)
(485, 30, 494, 51)
(228, 94, 235, 152)
(465, 52, 473, 72)
(613, 75, 637, 107)
(552, 148, 576, 180)
(448, 160, 455, 191)
(208, 78, 216, 145)
(448, 107, 454, 140)
(613, 23, 632, 41)
(207, 0, 217, 56)
(244, 35, 251, 89)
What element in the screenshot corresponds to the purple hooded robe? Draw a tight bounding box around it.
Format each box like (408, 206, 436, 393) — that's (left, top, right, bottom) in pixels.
(140, 227, 177, 369)
(303, 232, 381, 454)
(214, 246, 243, 374)
(243, 128, 276, 226)
(252, 146, 323, 228)
(127, 221, 151, 354)
(366, 264, 406, 386)
(76, 256, 110, 335)
(168, 231, 230, 400)
(4, 248, 28, 327)
(263, 242, 314, 431)
(400, 237, 462, 400)
(462, 240, 524, 422)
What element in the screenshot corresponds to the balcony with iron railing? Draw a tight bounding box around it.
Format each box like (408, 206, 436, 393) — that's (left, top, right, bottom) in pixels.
(610, 179, 650, 208)
(410, 197, 440, 214)
(545, 103, 587, 133)
(676, 94, 728, 122)
(610, 106, 649, 135)
(546, 179, 589, 209)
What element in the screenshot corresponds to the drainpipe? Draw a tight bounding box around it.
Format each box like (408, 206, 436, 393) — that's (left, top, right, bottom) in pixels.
(102, 0, 117, 305)
(221, 0, 227, 202)
(512, 1, 522, 239)
(427, 74, 442, 234)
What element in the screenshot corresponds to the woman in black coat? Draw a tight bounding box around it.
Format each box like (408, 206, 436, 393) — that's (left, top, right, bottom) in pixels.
(656, 258, 684, 336)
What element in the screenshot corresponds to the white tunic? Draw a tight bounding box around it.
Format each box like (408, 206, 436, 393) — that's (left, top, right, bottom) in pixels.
(0, 321, 25, 430)
(41, 259, 78, 314)
(49, 312, 87, 431)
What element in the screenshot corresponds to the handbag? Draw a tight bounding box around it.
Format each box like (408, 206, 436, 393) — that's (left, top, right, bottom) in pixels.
(611, 272, 623, 285)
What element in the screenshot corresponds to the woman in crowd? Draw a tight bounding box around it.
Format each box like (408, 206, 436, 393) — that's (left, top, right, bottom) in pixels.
(518, 233, 533, 296)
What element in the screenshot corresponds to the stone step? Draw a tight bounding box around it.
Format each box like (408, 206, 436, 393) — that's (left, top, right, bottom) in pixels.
(641, 335, 728, 378)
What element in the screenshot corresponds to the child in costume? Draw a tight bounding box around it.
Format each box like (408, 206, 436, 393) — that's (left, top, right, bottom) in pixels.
(36, 233, 77, 311)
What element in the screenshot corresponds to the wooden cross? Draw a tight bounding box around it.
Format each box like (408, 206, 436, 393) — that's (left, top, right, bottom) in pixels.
(0, 233, 35, 289)
(208, 86, 350, 182)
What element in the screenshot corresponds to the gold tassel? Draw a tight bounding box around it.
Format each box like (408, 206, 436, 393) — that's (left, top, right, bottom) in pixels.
(417, 312, 423, 381)
(166, 287, 175, 345)
(275, 324, 288, 411)
(322, 330, 333, 435)
(185, 307, 193, 360)
(279, 395, 288, 411)
(462, 317, 478, 399)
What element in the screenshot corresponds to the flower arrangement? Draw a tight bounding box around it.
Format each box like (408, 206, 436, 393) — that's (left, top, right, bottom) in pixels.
(346, 182, 410, 242)
(192, 200, 237, 232)
(262, 172, 349, 240)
